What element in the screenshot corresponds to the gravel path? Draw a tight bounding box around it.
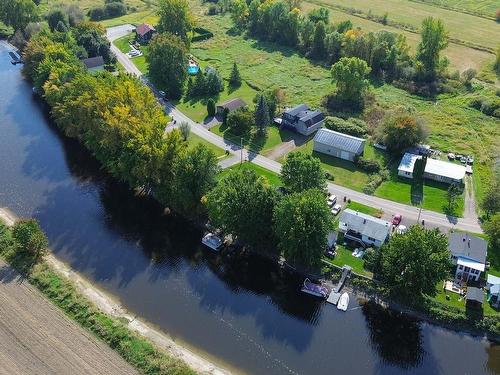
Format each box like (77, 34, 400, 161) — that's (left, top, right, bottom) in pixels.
(0, 260, 139, 375)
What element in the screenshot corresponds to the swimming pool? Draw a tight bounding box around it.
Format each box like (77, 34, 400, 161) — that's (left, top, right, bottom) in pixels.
(187, 65, 199, 74)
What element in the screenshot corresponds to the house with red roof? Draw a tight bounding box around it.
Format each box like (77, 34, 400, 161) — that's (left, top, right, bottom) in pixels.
(135, 23, 156, 43)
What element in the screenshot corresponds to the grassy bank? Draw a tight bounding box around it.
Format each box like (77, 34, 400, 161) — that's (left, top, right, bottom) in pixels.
(0, 222, 196, 375)
(219, 162, 282, 186)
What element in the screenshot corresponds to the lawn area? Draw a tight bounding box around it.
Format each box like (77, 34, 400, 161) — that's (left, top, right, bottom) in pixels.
(112, 33, 148, 74)
(187, 132, 225, 157)
(345, 201, 383, 218)
(100, 10, 159, 28)
(326, 245, 373, 278)
(218, 162, 282, 186)
(432, 284, 499, 316)
(211, 123, 296, 156)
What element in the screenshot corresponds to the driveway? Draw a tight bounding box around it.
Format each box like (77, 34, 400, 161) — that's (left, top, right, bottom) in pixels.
(107, 25, 142, 77)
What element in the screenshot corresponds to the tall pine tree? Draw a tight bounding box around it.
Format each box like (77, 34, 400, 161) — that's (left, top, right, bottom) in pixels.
(229, 62, 242, 87)
(254, 94, 270, 134)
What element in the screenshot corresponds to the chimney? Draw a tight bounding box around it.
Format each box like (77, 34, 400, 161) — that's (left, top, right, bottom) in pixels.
(363, 219, 366, 224)
(468, 238, 471, 248)
(463, 237, 466, 242)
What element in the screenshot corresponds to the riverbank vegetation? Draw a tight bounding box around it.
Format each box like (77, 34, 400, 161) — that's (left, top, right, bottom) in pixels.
(0, 219, 196, 375)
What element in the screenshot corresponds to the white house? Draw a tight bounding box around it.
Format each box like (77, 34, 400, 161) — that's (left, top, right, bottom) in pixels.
(398, 153, 466, 184)
(448, 233, 487, 282)
(338, 209, 391, 248)
(313, 128, 366, 162)
(281, 104, 325, 136)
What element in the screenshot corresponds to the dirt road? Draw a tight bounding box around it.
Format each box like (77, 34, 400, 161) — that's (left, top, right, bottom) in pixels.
(0, 260, 139, 375)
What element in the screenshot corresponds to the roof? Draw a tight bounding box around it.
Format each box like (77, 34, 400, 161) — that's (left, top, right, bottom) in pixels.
(136, 23, 155, 36)
(457, 257, 485, 272)
(487, 274, 500, 286)
(216, 98, 246, 111)
(339, 209, 391, 243)
(285, 104, 309, 117)
(81, 56, 104, 69)
(314, 128, 365, 155)
(466, 287, 483, 303)
(449, 232, 487, 264)
(284, 104, 324, 128)
(491, 284, 500, 295)
(398, 153, 466, 181)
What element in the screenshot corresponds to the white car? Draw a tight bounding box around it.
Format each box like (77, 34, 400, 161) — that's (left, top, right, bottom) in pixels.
(331, 204, 342, 216)
(396, 225, 408, 234)
(327, 195, 337, 207)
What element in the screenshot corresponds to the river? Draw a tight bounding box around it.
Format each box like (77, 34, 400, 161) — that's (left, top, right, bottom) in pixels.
(0, 42, 499, 375)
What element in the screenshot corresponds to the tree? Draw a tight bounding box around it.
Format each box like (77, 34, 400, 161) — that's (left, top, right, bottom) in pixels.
(12, 219, 48, 260)
(65, 4, 84, 26)
(207, 98, 216, 117)
(331, 56, 371, 108)
(311, 20, 326, 59)
(104, 2, 126, 18)
(179, 121, 191, 140)
(485, 213, 500, 251)
(482, 174, 500, 217)
(254, 94, 270, 134)
(380, 225, 450, 300)
(147, 33, 188, 100)
(0, 0, 39, 31)
(227, 108, 253, 135)
(157, 0, 192, 43)
(230, 0, 249, 30)
(308, 7, 329, 24)
(494, 45, 500, 74)
(416, 17, 448, 82)
(461, 68, 476, 89)
(73, 22, 114, 63)
(446, 183, 461, 213)
(274, 189, 332, 269)
(380, 111, 428, 154)
(47, 9, 69, 32)
(281, 152, 326, 193)
(174, 144, 219, 216)
(229, 62, 242, 87)
(206, 169, 279, 251)
(205, 69, 224, 94)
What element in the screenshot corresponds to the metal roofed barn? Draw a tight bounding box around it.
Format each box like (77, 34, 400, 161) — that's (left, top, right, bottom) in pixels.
(313, 128, 366, 162)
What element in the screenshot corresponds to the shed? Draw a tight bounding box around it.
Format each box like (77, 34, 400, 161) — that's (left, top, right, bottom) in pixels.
(466, 287, 484, 306)
(313, 128, 365, 162)
(216, 98, 247, 114)
(81, 56, 105, 72)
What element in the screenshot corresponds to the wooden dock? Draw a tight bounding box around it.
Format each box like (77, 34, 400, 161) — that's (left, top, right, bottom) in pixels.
(327, 265, 352, 305)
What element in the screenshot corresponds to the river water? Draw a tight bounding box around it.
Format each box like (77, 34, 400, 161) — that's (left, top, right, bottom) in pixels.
(1, 43, 499, 375)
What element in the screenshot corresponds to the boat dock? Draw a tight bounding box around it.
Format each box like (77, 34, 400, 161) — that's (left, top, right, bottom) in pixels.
(327, 265, 352, 305)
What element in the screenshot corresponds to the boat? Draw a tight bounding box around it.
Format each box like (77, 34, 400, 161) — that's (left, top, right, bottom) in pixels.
(301, 278, 329, 298)
(201, 233, 223, 251)
(337, 292, 349, 311)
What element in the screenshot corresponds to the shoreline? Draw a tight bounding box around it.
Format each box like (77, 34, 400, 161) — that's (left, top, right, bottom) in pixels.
(0, 207, 234, 375)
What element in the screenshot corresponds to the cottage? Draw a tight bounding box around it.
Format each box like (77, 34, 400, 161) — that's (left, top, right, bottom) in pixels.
(216, 98, 246, 115)
(449, 233, 487, 282)
(281, 104, 324, 136)
(313, 128, 365, 162)
(135, 23, 156, 43)
(338, 209, 391, 248)
(398, 152, 466, 184)
(81, 56, 105, 72)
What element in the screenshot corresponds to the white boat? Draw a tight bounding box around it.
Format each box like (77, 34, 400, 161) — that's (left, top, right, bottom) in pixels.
(201, 233, 223, 251)
(337, 292, 349, 311)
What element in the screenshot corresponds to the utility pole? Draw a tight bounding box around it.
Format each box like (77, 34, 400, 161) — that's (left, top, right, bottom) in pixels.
(240, 137, 243, 164)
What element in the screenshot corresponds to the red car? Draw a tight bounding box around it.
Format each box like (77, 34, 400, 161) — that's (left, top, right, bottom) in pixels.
(392, 214, 402, 226)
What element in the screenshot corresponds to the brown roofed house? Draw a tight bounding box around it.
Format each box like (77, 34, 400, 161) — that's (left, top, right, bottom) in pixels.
(216, 98, 247, 115)
(136, 23, 156, 43)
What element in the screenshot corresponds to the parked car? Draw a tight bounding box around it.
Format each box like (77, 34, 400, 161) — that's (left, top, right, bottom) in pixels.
(331, 204, 342, 216)
(392, 214, 402, 226)
(327, 195, 337, 207)
(158, 90, 166, 98)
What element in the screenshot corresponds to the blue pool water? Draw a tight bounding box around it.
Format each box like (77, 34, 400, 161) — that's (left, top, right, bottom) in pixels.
(188, 65, 199, 74)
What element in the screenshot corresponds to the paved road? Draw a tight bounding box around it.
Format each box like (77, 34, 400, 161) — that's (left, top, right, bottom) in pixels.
(0, 260, 138, 375)
(106, 25, 482, 234)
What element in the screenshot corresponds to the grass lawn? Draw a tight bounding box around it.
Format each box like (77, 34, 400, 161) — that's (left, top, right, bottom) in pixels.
(100, 10, 159, 28)
(409, 0, 500, 18)
(432, 284, 499, 316)
(112, 33, 149, 74)
(346, 201, 383, 218)
(211, 123, 296, 156)
(326, 245, 373, 278)
(218, 162, 282, 186)
(187, 133, 226, 157)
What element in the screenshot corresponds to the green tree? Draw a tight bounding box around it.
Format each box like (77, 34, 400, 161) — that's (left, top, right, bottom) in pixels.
(446, 183, 461, 213)
(12, 219, 48, 260)
(380, 111, 428, 154)
(281, 152, 326, 193)
(207, 98, 216, 117)
(0, 0, 39, 31)
(179, 121, 190, 140)
(73, 22, 114, 63)
(147, 33, 188, 100)
(227, 108, 253, 135)
(482, 174, 500, 218)
(416, 17, 448, 82)
(157, 0, 192, 43)
(494, 45, 500, 74)
(274, 189, 332, 269)
(206, 169, 278, 251)
(254, 94, 270, 134)
(380, 225, 450, 300)
(47, 9, 69, 32)
(311, 20, 326, 59)
(308, 7, 329, 24)
(485, 213, 500, 251)
(230, 0, 249, 30)
(331, 56, 371, 108)
(174, 144, 219, 216)
(229, 62, 242, 87)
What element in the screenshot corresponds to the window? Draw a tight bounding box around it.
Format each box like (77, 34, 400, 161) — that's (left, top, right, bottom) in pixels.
(405, 171, 410, 176)
(458, 265, 463, 270)
(368, 236, 375, 241)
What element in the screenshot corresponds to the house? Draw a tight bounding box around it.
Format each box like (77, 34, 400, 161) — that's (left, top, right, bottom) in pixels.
(448, 233, 487, 282)
(338, 209, 391, 248)
(313, 128, 365, 162)
(216, 98, 247, 115)
(466, 287, 484, 308)
(398, 152, 466, 184)
(487, 274, 500, 307)
(281, 104, 325, 136)
(81, 56, 105, 72)
(135, 23, 156, 43)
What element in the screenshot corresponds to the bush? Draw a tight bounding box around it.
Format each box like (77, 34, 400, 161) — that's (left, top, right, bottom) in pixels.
(207, 98, 215, 117)
(355, 157, 380, 173)
(89, 7, 106, 21)
(208, 4, 218, 15)
(191, 27, 213, 42)
(469, 96, 500, 117)
(104, 2, 127, 17)
(324, 116, 367, 137)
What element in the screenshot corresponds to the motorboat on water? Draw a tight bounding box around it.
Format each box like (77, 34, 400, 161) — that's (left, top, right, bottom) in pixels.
(201, 233, 223, 251)
(337, 292, 349, 311)
(301, 278, 330, 298)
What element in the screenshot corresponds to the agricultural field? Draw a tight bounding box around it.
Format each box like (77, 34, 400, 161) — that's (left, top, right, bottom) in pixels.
(411, 0, 500, 18)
